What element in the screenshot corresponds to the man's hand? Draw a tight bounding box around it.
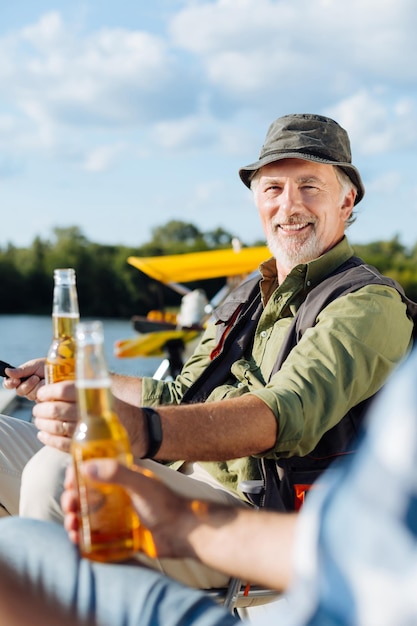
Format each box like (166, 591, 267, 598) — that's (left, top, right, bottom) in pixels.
(33, 380, 149, 456)
(61, 459, 295, 590)
(33, 381, 79, 452)
(62, 460, 196, 560)
(2, 357, 46, 401)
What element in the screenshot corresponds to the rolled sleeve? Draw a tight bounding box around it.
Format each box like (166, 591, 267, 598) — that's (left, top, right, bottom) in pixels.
(141, 323, 217, 406)
(251, 285, 414, 458)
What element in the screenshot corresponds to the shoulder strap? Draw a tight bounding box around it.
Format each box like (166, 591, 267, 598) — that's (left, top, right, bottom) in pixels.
(181, 275, 263, 403)
(270, 257, 417, 380)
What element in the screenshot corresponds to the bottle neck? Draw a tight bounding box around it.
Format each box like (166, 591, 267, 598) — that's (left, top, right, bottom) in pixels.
(76, 380, 114, 420)
(52, 273, 79, 321)
(52, 313, 79, 339)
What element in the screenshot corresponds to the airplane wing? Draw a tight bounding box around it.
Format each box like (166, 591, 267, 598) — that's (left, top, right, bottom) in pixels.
(127, 246, 269, 284)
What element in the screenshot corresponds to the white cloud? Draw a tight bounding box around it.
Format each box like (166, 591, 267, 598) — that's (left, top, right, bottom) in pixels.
(83, 142, 127, 171)
(21, 11, 69, 50)
(326, 90, 417, 155)
(170, 0, 417, 99)
(0, 0, 417, 250)
(0, 10, 197, 131)
(0, 1, 416, 171)
(152, 116, 216, 151)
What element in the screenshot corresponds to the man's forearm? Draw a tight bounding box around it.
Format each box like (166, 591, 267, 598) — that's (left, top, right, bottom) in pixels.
(181, 500, 296, 590)
(122, 394, 278, 461)
(111, 373, 143, 407)
(80, 458, 295, 592)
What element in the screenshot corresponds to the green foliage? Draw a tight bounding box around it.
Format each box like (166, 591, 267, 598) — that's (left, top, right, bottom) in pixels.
(0, 225, 415, 318)
(0, 222, 237, 317)
(353, 237, 417, 301)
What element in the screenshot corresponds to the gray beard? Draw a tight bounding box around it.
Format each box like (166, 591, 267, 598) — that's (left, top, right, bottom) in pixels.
(266, 230, 324, 272)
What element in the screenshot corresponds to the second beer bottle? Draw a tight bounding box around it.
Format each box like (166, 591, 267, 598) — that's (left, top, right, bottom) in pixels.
(71, 320, 142, 562)
(45, 268, 79, 384)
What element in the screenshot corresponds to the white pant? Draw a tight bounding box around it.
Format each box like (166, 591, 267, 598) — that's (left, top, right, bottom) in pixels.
(0, 415, 43, 517)
(0, 414, 244, 588)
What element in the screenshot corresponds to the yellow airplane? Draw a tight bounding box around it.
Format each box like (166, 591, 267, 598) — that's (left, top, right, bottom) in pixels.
(126, 245, 269, 293)
(114, 244, 269, 376)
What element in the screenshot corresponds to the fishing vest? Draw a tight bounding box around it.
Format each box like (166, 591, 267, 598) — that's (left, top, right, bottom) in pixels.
(181, 256, 417, 511)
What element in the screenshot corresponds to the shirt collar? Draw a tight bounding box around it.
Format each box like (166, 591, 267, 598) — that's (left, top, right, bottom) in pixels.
(304, 236, 354, 288)
(259, 236, 355, 294)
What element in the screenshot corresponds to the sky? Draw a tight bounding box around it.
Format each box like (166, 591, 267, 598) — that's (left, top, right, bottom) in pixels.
(0, 0, 416, 251)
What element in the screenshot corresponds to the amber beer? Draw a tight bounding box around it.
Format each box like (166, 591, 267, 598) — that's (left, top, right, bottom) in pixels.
(72, 322, 141, 562)
(45, 268, 80, 384)
(45, 314, 79, 383)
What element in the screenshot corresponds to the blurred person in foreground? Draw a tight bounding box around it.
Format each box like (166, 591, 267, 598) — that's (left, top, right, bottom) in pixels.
(1, 114, 416, 589)
(1, 347, 417, 625)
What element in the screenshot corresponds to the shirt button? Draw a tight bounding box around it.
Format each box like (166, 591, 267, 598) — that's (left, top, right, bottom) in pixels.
(306, 280, 311, 287)
(260, 330, 267, 338)
(237, 382, 245, 388)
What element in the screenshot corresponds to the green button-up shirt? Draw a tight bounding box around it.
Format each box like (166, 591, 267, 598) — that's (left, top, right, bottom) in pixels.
(142, 237, 414, 496)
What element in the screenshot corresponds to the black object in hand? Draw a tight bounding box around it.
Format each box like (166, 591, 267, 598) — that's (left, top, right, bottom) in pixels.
(0, 360, 16, 377)
(0, 360, 29, 381)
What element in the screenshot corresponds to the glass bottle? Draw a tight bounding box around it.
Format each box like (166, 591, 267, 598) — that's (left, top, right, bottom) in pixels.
(45, 268, 79, 384)
(71, 320, 142, 562)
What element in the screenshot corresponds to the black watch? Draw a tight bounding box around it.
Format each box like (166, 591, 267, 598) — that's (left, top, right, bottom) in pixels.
(141, 407, 163, 459)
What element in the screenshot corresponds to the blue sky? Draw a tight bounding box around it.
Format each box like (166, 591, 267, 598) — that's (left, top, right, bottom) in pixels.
(1, 0, 416, 251)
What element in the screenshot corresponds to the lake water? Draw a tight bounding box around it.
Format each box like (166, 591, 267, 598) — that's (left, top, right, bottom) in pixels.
(0, 314, 162, 377)
(0, 314, 163, 420)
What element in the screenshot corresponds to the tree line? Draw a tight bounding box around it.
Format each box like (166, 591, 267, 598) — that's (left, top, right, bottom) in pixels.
(0, 221, 416, 318)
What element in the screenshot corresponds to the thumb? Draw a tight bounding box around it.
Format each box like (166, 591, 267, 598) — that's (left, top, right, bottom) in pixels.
(81, 459, 156, 491)
(81, 458, 126, 482)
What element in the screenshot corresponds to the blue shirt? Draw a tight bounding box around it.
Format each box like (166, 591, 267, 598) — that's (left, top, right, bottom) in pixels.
(257, 347, 417, 625)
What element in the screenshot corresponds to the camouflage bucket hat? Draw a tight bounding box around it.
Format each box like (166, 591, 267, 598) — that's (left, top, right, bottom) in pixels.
(239, 113, 365, 205)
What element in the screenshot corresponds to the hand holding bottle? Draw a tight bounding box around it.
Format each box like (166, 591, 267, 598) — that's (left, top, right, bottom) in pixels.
(30, 268, 80, 449)
(62, 459, 188, 562)
(71, 321, 142, 562)
(33, 380, 79, 450)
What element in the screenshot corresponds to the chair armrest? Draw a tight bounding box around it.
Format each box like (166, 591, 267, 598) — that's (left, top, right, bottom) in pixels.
(239, 479, 265, 508)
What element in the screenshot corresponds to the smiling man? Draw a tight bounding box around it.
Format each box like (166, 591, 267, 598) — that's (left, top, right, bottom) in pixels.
(252, 159, 355, 282)
(1, 113, 416, 590)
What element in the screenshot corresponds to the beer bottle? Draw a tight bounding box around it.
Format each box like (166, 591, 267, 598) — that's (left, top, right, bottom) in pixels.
(45, 268, 79, 384)
(71, 320, 142, 562)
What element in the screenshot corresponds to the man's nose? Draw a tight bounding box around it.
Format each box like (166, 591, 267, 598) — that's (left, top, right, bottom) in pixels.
(278, 181, 299, 214)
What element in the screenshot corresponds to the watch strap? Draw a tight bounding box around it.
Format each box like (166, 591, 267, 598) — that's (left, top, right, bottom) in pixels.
(141, 407, 163, 459)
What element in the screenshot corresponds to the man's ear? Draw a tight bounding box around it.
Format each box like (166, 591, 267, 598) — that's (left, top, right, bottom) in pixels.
(341, 188, 356, 221)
